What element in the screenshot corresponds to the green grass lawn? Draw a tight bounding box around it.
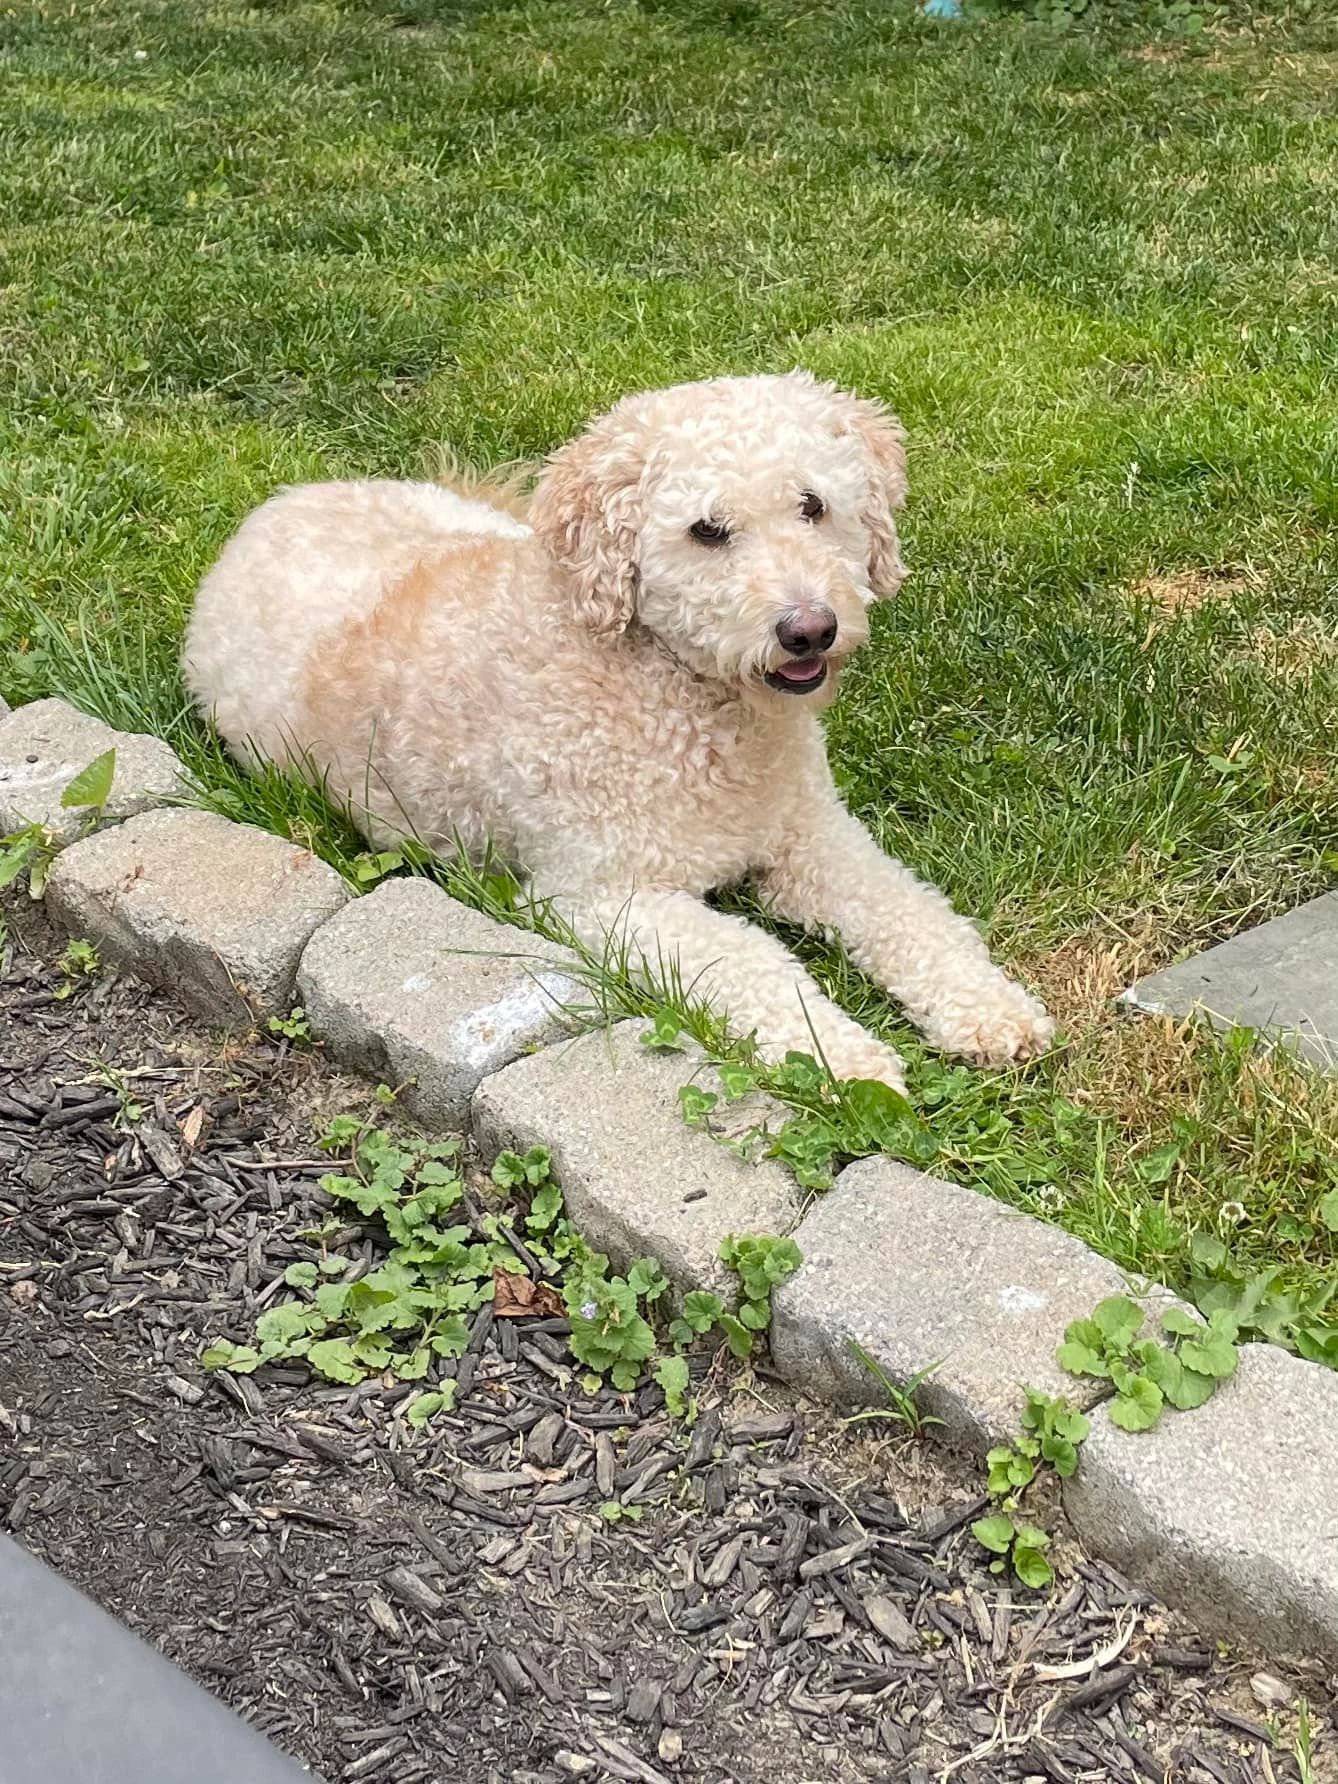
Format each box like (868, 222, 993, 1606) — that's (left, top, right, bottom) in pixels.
(2, 0, 1335, 1356)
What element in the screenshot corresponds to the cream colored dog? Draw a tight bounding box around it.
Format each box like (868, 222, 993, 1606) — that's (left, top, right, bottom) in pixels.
(184, 372, 1052, 1091)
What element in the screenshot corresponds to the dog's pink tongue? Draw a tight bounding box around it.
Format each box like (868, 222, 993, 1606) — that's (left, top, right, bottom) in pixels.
(776, 659, 824, 682)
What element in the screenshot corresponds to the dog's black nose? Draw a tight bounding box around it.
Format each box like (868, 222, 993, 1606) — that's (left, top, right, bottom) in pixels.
(776, 608, 838, 657)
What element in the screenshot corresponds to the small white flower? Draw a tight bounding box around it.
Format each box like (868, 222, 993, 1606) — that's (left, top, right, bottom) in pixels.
(1219, 1200, 1247, 1226)
(133, 47, 148, 59)
(580, 1300, 598, 1321)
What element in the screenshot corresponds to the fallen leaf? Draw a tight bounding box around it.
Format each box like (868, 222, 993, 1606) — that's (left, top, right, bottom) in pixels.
(492, 1268, 564, 1319)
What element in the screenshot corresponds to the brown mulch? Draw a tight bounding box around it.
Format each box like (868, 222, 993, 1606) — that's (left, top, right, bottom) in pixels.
(1, 904, 1334, 1784)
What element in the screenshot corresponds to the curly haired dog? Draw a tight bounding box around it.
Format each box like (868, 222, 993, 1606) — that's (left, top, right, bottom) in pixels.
(184, 372, 1053, 1091)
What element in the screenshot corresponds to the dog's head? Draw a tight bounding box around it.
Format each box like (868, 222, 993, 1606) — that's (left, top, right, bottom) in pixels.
(529, 371, 907, 705)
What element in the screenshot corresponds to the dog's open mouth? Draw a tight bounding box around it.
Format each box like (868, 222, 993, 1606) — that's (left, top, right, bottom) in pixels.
(764, 657, 829, 695)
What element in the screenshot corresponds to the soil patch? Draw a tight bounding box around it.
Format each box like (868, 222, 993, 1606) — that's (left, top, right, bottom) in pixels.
(1, 905, 1333, 1783)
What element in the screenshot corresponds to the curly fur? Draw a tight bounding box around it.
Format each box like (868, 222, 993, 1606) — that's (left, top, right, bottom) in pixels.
(183, 372, 1053, 1090)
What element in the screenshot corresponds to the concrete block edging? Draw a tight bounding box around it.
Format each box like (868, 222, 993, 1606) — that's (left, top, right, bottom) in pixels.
(8, 695, 1336, 1672)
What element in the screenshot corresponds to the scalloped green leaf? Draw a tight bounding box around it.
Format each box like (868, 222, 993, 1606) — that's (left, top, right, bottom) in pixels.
(972, 1514, 1014, 1555)
(1092, 1295, 1143, 1346)
(1161, 1306, 1201, 1337)
(1180, 1328, 1238, 1380)
(1012, 1535, 1053, 1590)
(1109, 1374, 1164, 1431)
(60, 749, 116, 810)
(256, 1302, 316, 1347)
(655, 1353, 690, 1418)
(1056, 1337, 1107, 1378)
(406, 1384, 456, 1427)
(201, 1341, 260, 1374)
(307, 1338, 366, 1384)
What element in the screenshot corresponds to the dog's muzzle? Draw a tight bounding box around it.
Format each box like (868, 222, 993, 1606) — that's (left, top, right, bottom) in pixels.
(766, 605, 837, 694)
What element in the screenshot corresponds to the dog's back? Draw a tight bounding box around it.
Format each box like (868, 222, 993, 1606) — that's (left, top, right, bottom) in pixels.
(183, 478, 530, 779)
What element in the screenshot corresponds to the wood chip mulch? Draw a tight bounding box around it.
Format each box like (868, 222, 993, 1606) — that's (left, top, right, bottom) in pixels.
(1, 906, 1333, 1784)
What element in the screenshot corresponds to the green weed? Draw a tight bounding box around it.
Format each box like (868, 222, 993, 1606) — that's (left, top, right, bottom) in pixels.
(971, 1512, 1054, 1591)
(1294, 1699, 1317, 1784)
(845, 1342, 944, 1438)
(1057, 1293, 1240, 1429)
(0, 745, 118, 910)
(974, 1287, 1244, 1586)
(985, 1388, 1091, 1499)
(267, 1006, 313, 1045)
(54, 937, 100, 999)
(201, 1102, 801, 1415)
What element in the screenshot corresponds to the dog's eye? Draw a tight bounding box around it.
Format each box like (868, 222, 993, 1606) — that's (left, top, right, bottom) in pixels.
(799, 492, 826, 522)
(689, 518, 731, 547)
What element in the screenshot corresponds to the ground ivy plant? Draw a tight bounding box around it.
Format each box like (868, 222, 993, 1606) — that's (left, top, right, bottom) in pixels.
(1057, 1292, 1239, 1430)
(972, 1388, 1089, 1589)
(202, 1098, 801, 1429)
(646, 1013, 936, 1193)
(971, 1511, 1056, 1590)
(985, 1387, 1091, 1500)
(973, 1291, 1242, 1588)
(54, 936, 100, 999)
(1188, 1233, 1338, 1370)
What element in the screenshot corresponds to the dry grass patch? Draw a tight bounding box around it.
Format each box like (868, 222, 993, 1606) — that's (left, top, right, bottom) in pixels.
(1129, 566, 1250, 630)
(1236, 615, 1338, 684)
(1019, 913, 1181, 1033)
(1061, 1008, 1222, 1131)
(1050, 1004, 1338, 1279)
(1000, 907, 1338, 1305)
(1079, 1011, 1338, 1184)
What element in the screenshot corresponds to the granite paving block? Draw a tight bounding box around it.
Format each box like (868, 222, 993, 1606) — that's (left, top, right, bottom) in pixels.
(1065, 1342, 1338, 1665)
(299, 877, 584, 1127)
(0, 697, 186, 843)
(770, 1157, 1153, 1450)
(1125, 894, 1338, 1067)
(45, 808, 349, 1024)
(471, 1021, 799, 1298)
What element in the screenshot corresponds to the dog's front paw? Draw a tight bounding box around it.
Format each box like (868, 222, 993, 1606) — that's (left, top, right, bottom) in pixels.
(922, 976, 1055, 1068)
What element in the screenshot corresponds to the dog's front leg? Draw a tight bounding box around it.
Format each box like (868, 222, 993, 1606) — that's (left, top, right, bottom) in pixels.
(758, 802, 1054, 1068)
(555, 887, 908, 1092)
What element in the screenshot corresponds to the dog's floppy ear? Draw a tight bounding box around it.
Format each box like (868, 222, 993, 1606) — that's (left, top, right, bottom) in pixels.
(529, 406, 645, 636)
(839, 389, 908, 599)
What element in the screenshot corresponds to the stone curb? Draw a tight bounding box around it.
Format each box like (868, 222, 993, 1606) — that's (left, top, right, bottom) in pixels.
(472, 1022, 800, 1301)
(45, 808, 350, 1025)
(5, 690, 1336, 1666)
(0, 696, 187, 843)
(297, 876, 585, 1128)
(1064, 1342, 1338, 1667)
(768, 1157, 1338, 1664)
(0, 1533, 320, 1783)
(767, 1156, 1160, 1449)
